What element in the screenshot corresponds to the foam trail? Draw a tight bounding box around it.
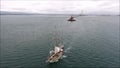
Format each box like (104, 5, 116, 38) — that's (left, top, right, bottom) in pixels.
(63, 55, 67, 58)
(65, 46, 72, 53)
(61, 55, 67, 59)
(61, 46, 72, 59)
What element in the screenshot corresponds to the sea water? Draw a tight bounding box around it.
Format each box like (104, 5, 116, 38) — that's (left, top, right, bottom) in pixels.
(0, 15, 119, 68)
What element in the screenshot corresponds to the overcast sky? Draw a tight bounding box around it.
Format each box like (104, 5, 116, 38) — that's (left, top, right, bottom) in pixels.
(1, 0, 119, 14)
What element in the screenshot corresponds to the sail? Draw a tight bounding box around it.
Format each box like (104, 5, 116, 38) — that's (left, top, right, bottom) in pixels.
(54, 46, 60, 53)
(50, 50, 54, 55)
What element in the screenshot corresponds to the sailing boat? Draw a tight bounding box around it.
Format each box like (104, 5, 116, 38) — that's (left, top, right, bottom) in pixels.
(79, 10, 84, 16)
(46, 32, 64, 63)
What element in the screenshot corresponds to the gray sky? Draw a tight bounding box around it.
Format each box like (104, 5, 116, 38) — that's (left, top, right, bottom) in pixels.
(1, 0, 119, 14)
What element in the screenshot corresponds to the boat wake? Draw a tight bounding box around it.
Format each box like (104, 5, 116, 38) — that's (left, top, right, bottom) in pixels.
(61, 46, 72, 59)
(65, 46, 72, 53)
(62, 55, 67, 58)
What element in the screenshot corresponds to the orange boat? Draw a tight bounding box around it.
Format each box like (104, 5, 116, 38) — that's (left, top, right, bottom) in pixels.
(68, 16, 76, 22)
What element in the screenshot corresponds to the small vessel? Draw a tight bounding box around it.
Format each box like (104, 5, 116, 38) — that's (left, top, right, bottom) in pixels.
(46, 32, 64, 63)
(68, 16, 76, 22)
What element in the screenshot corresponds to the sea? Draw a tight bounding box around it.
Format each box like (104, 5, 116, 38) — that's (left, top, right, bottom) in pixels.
(0, 15, 120, 68)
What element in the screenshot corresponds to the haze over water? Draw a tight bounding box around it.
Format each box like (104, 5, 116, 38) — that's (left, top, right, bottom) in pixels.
(0, 15, 119, 68)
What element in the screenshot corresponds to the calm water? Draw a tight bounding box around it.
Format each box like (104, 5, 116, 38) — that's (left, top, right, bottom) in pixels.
(0, 15, 119, 68)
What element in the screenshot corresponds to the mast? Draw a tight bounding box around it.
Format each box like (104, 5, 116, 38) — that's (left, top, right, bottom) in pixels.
(81, 10, 83, 15)
(52, 26, 57, 48)
(80, 10, 84, 16)
(53, 32, 57, 47)
(59, 34, 63, 45)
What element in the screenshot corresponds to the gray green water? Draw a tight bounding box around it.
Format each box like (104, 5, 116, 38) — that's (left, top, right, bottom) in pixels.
(0, 15, 120, 68)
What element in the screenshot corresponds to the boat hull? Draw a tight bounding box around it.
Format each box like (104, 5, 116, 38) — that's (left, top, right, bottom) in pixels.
(46, 48, 64, 63)
(68, 19, 76, 21)
(49, 52, 63, 63)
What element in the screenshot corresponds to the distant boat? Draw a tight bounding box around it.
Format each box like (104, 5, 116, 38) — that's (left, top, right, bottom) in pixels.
(68, 16, 76, 22)
(46, 32, 64, 63)
(79, 10, 85, 16)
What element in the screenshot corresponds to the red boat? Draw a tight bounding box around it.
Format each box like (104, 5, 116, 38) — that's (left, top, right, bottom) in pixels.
(68, 16, 76, 21)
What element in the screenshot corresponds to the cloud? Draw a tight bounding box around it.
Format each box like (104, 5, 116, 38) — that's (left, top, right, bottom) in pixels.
(1, 0, 119, 14)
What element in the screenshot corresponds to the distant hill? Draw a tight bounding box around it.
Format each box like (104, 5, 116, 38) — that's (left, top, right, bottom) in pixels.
(0, 11, 80, 15)
(0, 11, 72, 15)
(0, 11, 38, 15)
(0, 11, 119, 16)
